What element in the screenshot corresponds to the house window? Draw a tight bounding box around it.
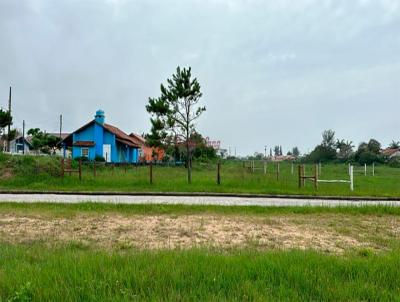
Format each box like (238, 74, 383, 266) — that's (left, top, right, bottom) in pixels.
(81, 148, 89, 158)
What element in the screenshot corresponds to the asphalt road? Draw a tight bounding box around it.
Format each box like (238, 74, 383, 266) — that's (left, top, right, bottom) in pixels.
(0, 193, 400, 207)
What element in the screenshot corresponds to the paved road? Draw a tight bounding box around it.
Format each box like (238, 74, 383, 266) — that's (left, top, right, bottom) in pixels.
(0, 193, 400, 207)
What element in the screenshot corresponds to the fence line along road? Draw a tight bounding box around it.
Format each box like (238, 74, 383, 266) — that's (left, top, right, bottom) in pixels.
(0, 193, 400, 207)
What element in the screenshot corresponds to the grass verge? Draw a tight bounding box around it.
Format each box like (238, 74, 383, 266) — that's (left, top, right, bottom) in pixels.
(1, 244, 399, 301)
(2, 202, 400, 216)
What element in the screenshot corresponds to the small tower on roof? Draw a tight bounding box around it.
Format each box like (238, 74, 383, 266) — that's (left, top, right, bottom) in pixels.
(95, 110, 105, 124)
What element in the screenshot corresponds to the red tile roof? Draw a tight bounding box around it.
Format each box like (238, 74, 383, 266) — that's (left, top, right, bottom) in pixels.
(129, 133, 146, 146)
(103, 123, 140, 148)
(382, 148, 400, 156)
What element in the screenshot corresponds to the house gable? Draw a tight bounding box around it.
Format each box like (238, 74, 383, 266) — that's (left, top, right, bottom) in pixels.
(62, 111, 140, 163)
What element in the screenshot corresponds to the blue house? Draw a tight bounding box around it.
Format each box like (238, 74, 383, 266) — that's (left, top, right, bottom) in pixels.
(62, 110, 140, 163)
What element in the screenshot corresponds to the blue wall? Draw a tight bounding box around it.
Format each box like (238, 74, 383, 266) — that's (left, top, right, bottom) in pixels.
(72, 124, 96, 160)
(103, 131, 115, 162)
(71, 121, 139, 163)
(94, 123, 104, 157)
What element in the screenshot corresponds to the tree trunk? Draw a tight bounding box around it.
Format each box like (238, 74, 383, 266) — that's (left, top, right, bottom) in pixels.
(185, 102, 192, 184)
(187, 141, 192, 184)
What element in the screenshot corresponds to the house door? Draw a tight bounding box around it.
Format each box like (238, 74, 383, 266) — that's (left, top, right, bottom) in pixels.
(103, 144, 111, 162)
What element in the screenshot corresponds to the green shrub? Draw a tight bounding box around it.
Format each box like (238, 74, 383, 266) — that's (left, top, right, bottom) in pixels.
(74, 156, 90, 162)
(94, 155, 105, 162)
(388, 157, 400, 168)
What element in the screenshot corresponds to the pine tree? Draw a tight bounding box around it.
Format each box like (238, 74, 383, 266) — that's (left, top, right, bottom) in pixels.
(146, 66, 206, 184)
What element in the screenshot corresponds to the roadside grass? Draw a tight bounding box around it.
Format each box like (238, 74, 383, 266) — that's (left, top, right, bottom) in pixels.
(1, 203, 400, 300)
(0, 244, 400, 301)
(2, 202, 400, 217)
(1, 154, 400, 197)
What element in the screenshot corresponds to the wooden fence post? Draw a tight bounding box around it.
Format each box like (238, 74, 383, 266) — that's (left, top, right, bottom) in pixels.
(291, 162, 294, 175)
(149, 162, 153, 185)
(364, 163, 367, 176)
(264, 161, 267, 175)
(350, 165, 354, 191)
(276, 162, 280, 181)
(372, 162, 375, 176)
(217, 162, 221, 185)
(314, 164, 318, 189)
(79, 160, 82, 181)
(61, 159, 65, 178)
(68, 160, 72, 176)
(298, 165, 301, 188)
(93, 161, 96, 178)
(301, 165, 305, 187)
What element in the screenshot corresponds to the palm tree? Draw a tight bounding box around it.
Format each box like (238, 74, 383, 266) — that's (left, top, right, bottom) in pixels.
(389, 140, 400, 149)
(336, 139, 354, 159)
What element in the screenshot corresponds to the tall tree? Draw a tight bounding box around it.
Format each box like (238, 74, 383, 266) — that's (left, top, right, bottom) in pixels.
(322, 129, 335, 148)
(27, 128, 60, 154)
(336, 139, 354, 159)
(0, 109, 12, 151)
(389, 140, 400, 149)
(306, 130, 337, 163)
(146, 66, 206, 184)
(292, 146, 300, 157)
(273, 145, 280, 156)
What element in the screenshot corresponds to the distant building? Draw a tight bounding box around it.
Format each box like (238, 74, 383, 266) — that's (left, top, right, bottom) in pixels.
(382, 148, 400, 159)
(9, 136, 33, 154)
(128, 133, 165, 162)
(272, 155, 297, 162)
(62, 110, 140, 163)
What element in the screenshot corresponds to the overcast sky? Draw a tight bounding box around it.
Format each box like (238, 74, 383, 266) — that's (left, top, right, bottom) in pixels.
(1, 0, 399, 156)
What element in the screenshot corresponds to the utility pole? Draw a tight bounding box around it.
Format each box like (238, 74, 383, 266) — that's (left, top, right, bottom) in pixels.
(59, 114, 62, 139)
(22, 120, 25, 154)
(264, 145, 267, 159)
(7, 86, 11, 152)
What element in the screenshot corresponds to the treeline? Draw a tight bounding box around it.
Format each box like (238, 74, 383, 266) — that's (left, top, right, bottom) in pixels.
(304, 130, 400, 167)
(163, 132, 217, 163)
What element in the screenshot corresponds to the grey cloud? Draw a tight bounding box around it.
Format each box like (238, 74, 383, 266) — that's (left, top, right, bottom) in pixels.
(0, 0, 399, 155)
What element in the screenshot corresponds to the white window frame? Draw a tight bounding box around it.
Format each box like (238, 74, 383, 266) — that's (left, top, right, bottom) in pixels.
(81, 148, 89, 158)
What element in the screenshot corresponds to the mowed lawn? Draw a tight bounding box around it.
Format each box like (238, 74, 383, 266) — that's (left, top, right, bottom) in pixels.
(0, 203, 400, 301)
(1, 154, 400, 197)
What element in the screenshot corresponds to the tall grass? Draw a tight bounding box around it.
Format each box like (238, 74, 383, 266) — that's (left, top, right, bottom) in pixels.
(0, 244, 399, 301)
(1, 202, 400, 217)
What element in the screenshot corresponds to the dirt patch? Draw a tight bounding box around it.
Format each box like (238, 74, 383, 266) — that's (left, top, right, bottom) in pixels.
(0, 168, 14, 180)
(0, 213, 398, 254)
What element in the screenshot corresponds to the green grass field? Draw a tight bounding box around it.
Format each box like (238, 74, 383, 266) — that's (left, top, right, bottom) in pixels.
(1, 203, 400, 301)
(2, 245, 400, 301)
(1, 154, 400, 197)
